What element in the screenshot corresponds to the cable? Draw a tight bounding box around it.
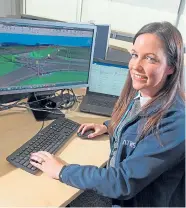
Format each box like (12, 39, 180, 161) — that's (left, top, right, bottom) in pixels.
(37, 119, 45, 135)
(0, 103, 63, 115)
(30, 112, 52, 139)
(0, 99, 23, 111)
(0, 88, 80, 112)
(58, 89, 76, 109)
(20, 102, 61, 111)
(37, 113, 50, 135)
(0, 93, 56, 112)
(15, 105, 64, 115)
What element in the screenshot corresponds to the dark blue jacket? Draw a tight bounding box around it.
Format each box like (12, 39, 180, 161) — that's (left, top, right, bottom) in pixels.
(60, 95, 185, 207)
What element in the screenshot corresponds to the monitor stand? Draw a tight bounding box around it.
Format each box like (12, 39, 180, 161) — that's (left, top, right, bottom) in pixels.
(27, 91, 65, 121)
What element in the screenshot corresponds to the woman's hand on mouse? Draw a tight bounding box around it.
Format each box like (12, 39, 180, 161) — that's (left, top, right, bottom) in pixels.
(78, 123, 108, 138)
(30, 151, 68, 179)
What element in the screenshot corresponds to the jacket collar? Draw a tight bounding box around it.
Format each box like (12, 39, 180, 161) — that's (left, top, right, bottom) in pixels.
(138, 93, 183, 117)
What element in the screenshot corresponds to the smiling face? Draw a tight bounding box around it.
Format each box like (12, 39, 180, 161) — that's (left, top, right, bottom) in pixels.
(129, 33, 174, 97)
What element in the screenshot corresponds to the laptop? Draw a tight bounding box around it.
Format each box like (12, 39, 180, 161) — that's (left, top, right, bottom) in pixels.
(80, 58, 128, 117)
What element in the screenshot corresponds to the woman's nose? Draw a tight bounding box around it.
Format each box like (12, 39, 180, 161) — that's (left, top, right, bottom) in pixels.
(132, 58, 143, 71)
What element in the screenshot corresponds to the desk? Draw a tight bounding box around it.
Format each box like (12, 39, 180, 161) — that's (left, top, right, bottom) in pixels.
(109, 38, 132, 52)
(0, 104, 110, 207)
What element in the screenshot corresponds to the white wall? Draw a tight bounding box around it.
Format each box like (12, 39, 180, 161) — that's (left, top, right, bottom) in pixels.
(0, 0, 20, 17)
(0, 0, 11, 17)
(21, 0, 181, 35)
(81, 0, 180, 34)
(22, 0, 82, 22)
(110, 0, 180, 13)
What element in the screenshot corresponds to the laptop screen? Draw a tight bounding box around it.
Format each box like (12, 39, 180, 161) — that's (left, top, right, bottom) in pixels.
(88, 61, 129, 96)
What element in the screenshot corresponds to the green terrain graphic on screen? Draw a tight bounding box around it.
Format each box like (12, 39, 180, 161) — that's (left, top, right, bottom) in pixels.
(0, 45, 90, 87)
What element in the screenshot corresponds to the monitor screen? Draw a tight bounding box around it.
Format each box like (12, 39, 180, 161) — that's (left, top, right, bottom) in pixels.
(89, 61, 128, 96)
(0, 18, 96, 95)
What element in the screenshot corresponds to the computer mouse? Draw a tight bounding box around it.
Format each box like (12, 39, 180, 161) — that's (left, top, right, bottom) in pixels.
(77, 129, 95, 139)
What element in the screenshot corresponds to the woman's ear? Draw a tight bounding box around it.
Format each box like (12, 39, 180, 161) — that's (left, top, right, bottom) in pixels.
(167, 67, 174, 75)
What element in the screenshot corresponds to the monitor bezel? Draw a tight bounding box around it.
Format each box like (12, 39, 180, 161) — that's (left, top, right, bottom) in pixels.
(0, 18, 97, 95)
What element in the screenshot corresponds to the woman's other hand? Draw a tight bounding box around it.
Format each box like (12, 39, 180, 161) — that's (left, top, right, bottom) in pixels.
(77, 123, 108, 139)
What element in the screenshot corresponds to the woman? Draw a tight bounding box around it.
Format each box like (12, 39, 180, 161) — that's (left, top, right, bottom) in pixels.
(30, 22, 185, 207)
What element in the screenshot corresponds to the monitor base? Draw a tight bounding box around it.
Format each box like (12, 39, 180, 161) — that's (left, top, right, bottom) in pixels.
(28, 92, 65, 121)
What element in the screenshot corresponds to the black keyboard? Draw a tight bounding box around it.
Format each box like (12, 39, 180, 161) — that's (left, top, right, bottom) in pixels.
(7, 117, 80, 175)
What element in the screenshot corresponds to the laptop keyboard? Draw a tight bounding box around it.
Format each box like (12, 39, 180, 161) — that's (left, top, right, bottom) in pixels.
(87, 96, 116, 108)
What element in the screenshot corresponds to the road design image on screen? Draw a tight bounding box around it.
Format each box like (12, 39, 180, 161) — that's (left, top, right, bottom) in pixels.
(0, 22, 93, 92)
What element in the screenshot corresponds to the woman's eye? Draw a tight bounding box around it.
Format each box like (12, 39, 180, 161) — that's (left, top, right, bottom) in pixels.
(146, 56, 156, 62)
(131, 53, 138, 58)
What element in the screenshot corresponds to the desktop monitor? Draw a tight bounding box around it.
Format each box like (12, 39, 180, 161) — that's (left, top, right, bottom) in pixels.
(0, 18, 96, 97)
(0, 18, 96, 119)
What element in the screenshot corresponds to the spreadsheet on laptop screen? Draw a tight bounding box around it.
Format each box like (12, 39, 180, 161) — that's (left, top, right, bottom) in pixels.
(88, 62, 128, 96)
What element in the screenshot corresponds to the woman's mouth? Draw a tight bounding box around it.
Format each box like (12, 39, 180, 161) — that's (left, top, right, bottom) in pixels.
(133, 73, 148, 81)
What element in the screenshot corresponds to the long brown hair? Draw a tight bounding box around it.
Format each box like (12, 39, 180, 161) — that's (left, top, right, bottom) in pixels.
(108, 22, 185, 140)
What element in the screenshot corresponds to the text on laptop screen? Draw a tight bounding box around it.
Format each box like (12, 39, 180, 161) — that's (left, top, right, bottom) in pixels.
(89, 62, 128, 96)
